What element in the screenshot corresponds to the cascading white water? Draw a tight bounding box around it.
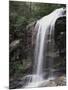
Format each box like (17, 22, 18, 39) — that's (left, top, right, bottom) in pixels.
(24, 8, 65, 88)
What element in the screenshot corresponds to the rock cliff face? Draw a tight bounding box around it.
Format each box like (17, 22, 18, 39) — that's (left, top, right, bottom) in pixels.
(55, 16, 66, 57)
(28, 16, 66, 57)
(26, 16, 66, 57)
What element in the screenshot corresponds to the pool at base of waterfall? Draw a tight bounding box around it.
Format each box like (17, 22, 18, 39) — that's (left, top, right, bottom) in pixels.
(24, 76, 55, 88)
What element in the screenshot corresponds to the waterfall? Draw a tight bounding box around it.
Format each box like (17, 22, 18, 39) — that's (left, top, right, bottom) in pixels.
(24, 8, 66, 88)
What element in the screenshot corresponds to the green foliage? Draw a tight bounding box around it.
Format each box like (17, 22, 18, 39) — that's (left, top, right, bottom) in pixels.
(9, 1, 65, 33)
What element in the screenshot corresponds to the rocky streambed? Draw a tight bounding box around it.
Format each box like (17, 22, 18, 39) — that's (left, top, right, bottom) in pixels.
(9, 74, 66, 89)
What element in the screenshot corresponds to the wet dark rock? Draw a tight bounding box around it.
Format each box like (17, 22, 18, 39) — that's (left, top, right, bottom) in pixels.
(39, 75, 66, 87)
(55, 16, 66, 57)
